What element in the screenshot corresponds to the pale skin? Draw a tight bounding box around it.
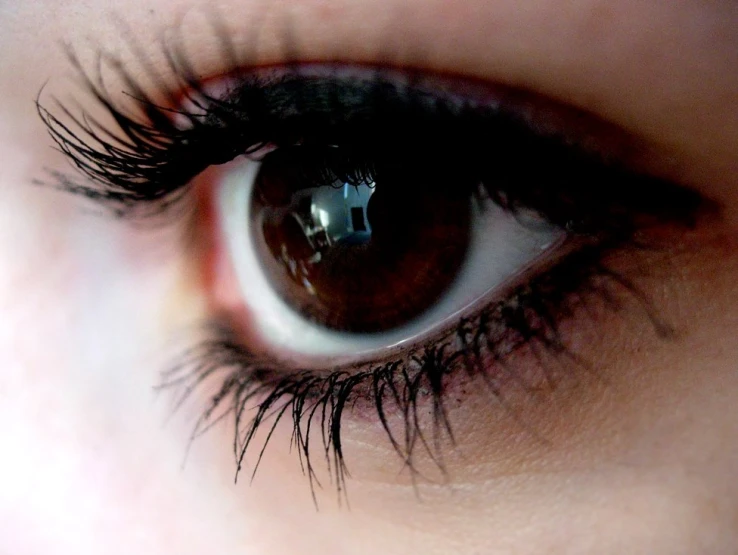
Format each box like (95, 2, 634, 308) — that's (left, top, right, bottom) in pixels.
(1, 0, 737, 553)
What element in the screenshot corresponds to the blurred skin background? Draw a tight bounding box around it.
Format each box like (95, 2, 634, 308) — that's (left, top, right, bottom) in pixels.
(1, 1, 737, 553)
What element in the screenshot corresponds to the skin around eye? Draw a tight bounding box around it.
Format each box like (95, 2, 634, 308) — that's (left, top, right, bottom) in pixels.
(136, 61, 709, 510)
(31, 11, 724, 502)
(2, 2, 738, 555)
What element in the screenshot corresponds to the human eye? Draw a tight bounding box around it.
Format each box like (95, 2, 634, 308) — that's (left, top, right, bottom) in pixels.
(37, 21, 707, 504)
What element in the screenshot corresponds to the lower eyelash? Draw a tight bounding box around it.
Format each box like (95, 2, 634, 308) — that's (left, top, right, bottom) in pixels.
(160, 237, 664, 502)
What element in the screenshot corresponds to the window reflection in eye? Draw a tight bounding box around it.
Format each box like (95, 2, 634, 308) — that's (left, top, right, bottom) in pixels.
(37, 35, 705, 497)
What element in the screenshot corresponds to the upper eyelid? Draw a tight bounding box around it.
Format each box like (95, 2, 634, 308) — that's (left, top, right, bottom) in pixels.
(48, 2, 737, 196)
(38, 52, 710, 286)
(33, 59, 651, 212)
(37, 27, 713, 236)
(40, 37, 665, 187)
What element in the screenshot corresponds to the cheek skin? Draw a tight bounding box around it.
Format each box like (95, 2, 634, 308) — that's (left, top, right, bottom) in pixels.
(0, 143, 247, 552)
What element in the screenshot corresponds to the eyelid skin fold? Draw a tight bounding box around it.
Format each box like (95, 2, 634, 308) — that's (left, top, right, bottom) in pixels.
(55, 0, 737, 212)
(37, 45, 702, 223)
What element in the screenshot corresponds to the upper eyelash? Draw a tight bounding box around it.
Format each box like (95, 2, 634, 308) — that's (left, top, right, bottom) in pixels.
(37, 35, 706, 503)
(37, 46, 699, 233)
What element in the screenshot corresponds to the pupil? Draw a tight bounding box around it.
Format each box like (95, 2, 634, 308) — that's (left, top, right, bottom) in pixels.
(251, 147, 471, 334)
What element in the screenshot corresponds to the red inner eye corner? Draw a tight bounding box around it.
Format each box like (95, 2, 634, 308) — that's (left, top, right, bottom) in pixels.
(190, 163, 266, 351)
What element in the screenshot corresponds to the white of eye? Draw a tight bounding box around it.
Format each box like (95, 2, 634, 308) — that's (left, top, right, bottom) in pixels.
(219, 158, 563, 364)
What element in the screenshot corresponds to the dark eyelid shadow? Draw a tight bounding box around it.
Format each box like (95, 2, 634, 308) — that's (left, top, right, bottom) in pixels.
(36, 8, 715, 240)
(57, 7, 675, 173)
(38, 25, 695, 212)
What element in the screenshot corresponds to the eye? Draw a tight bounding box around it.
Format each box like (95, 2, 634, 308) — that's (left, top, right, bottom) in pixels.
(220, 145, 562, 359)
(38, 53, 704, 492)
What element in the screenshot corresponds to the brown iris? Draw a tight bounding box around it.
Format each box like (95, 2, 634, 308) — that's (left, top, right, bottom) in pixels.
(250, 146, 471, 333)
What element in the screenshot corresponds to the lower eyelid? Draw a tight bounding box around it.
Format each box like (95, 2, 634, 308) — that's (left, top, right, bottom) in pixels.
(165, 238, 666, 493)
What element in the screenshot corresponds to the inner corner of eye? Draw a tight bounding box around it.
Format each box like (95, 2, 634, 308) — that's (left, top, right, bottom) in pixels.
(196, 140, 565, 366)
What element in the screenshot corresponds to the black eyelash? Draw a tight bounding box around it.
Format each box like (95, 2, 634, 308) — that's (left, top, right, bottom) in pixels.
(37, 42, 698, 233)
(160, 239, 668, 505)
(37, 31, 704, 503)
